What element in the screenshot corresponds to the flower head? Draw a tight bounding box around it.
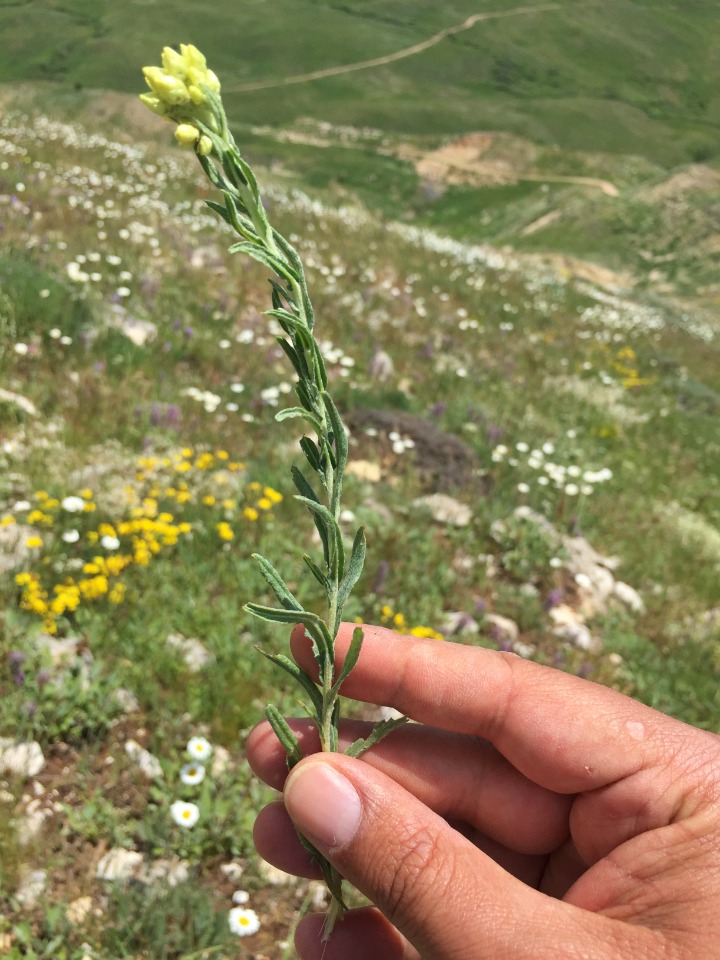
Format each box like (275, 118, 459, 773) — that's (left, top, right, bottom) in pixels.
(180, 762, 206, 785)
(170, 800, 199, 828)
(186, 736, 212, 761)
(228, 907, 260, 937)
(140, 44, 222, 141)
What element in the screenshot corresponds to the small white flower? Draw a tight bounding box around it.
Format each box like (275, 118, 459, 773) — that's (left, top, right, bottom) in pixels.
(170, 800, 199, 829)
(218, 339, 231, 349)
(13, 500, 32, 512)
(575, 572, 593, 590)
(549, 557, 563, 569)
(180, 762, 206, 786)
(61, 496, 86, 513)
(228, 907, 260, 937)
(542, 442, 555, 455)
(187, 736, 212, 761)
(100, 535, 120, 550)
(230, 382, 245, 393)
(517, 483, 530, 494)
(564, 483, 579, 496)
(231, 890, 249, 905)
(49, 328, 62, 339)
(516, 442, 529, 453)
(14, 342, 29, 356)
(62, 529, 80, 543)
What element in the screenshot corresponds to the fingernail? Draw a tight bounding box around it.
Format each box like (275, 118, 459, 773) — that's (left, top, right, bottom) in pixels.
(284, 760, 362, 849)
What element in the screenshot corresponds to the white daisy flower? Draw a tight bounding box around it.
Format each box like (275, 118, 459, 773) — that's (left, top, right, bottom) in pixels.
(180, 762, 206, 786)
(170, 800, 199, 829)
(61, 496, 86, 513)
(100, 535, 120, 550)
(62, 529, 80, 543)
(231, 890, 249, 905)
(186, 736, 212, 761)
(228, 907, 260, 937)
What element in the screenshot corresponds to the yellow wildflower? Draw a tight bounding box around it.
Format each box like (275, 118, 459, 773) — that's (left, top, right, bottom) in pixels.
(393, 613, 407, 630)
(216, 522, 234, 541)
(109, 583, 126, 604)
(243, 507, 259, 522)
(25, 536, 43, 549)
(1, 515, 16, 526)
(216, 450, 229, 460)
(257, 497, 272, 511)
(202, 495, 216, 506)
(263, 487, 283, 504)
(80, 489, 93, 500)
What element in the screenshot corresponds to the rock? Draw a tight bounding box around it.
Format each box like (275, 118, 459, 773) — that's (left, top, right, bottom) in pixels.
(36, 633, 79, 666)
(552, 621, 600, 653)
(15, 869, 47, 907)
(413, 493, 472, 527)
(114, 688, 140, 714)
(211, 746, 231, 778)
(16, 797, 53, 844)
(485, 614, 519, 644)
(137, 858, 189, 887)
(440, 611, 479, 637)
(220, 861, 244, 882)
(511, 641, 537, 659)
(345, 459, 382, 483)
(165, 633, 213, 672)
(0, 740, 45, 779)
(124, 740, 163, 779)
(66, 896, 94, 926)
(105, 304, 157, 346)
(0, 523, 34, 575)
(96, 848, 144, 882)
(613, 581, 645, 614)
(256, 858, 297, 886)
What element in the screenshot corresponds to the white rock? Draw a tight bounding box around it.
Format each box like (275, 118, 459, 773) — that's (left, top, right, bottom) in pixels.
(613, 581, 645, 614)
(256, 857, 297, 886)
(440, 612, 479, 637)
(66, 896, 94, 926)
(220, 861, 244, 882)
(165, 633, 213, 673)
(124, 740, 163, 779)
(96, 848, 144, 881)
(15, 869, 47, 907)
(36, 634, 79, 666)
(345, 459, 382, 483)
(485, 613, 519, 644)
(0, 740, 45, 779)
(16, 797, 53, 844)
(413, 493, 472, 527)
(211, 746, 231, 778)
(552, 622, 600, 653)
(512, 641, 536, 659)
(137, 858, 189, 887)
(114, 688, 140, 714)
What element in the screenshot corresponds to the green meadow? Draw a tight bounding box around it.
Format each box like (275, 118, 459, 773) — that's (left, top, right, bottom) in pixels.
(0, 2, 719, 956)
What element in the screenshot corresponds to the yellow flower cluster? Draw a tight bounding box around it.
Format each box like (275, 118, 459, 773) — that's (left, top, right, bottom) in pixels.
(379, 605, 444, 641)
(140, 44, 220, 154)
(612, 346, 655, 390)
(9, 447, 285, 634)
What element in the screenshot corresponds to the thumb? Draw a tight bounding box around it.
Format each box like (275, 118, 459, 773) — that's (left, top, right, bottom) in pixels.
(283, 755, 617, 959)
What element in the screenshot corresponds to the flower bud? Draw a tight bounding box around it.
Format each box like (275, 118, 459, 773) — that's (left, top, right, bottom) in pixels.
(197, 136, 213, 156)
(174, 123, 201, 148)
(205, 70, 221, 93)
(161, 46, 187, 80)
(181, 44, 207, 72)
(188, 84, 206, 105)
(143, 66, 191, 105)
(139, 93, 170, 117)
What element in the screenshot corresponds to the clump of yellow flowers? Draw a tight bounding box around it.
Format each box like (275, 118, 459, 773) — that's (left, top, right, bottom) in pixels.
(141, 44, 222, 155)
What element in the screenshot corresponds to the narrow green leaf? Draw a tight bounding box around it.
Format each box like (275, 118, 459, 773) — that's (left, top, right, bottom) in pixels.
(291, 465, 329, 566)
(275, 406, 324, 433)
(295, 496, 344, 581)
(251, 553, 303, 612)
(268, 278, 296, 308)
(303, 555, 331, 594)
(276, 337, 310, 380)
(243, 603, 333, 664)
(205, 199, 232, 224)
(330, 626, 364, 697)
(228, 241, 295, 282)
(299, 436, 323, 475)
(344, 716, 410, 758)
(323, 393, 348, 476)
(265, 705, 303, 768)
(255, 647, 323, 713)
(336, 527, 366, 620)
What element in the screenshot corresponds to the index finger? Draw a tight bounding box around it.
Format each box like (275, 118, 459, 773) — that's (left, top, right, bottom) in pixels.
(291, 623, 710, 796)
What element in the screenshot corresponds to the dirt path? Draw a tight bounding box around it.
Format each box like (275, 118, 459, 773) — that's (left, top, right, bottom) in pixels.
(227, 3, 568, 93)
(522, 174, 619, 196)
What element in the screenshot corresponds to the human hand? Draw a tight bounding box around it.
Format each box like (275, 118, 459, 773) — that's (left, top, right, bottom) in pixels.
(247, 623, 720, 959)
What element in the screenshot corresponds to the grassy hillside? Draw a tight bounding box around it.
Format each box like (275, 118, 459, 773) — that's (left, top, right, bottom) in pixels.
(2, 0, 720, 166)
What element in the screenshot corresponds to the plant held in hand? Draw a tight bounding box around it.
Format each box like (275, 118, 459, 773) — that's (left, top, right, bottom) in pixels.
(139, 44, 407, 937)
